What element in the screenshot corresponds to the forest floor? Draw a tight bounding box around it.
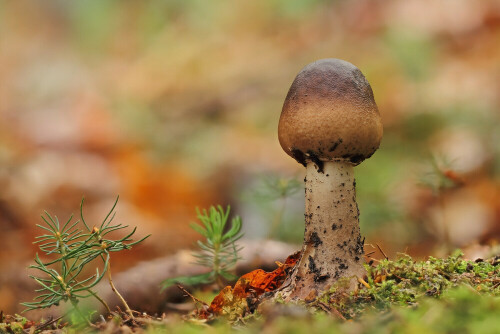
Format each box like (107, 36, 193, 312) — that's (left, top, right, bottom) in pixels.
(1, 251, 499, 334)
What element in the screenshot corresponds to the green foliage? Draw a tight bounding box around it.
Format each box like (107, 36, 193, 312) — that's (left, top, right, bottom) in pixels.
(251, 176, 302, 201)
(80, 197, 149, 255)
(22, 212, 109, 313)
(317, 252, 499, 319)
(259, 287, 500, 334)
(144, 287, 500, 334)
(162, 206, 243, 290)
(245, 175, 303, 240)
(149, 253, 499, 334)
(419, 154, 461, 193)
(22, 197, 149, 322)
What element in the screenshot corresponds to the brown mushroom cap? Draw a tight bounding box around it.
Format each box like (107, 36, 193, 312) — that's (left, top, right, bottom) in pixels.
(278, 58, 383, 166)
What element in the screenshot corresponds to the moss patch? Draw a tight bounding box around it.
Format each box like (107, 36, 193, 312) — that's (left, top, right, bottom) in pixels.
(315, 251, 499, 319)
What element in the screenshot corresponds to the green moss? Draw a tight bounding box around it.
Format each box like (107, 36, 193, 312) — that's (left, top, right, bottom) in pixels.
(0, 315, 29, 334)
(316, 252, 499, 320)
(144, 286, 500, 334)
(0, 323, 24, 334)
(145, 253, 499, 333)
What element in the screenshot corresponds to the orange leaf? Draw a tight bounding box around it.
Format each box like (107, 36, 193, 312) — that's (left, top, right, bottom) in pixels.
(202, 251, 301, 318)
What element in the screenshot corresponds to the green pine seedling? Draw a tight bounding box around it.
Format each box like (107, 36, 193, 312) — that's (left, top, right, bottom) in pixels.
(419, 154, 462, 193)
(161, 205, 243, 290)
(22, 211, 110, 325)
(419, 154, 464, 254)
(260, 176, 301, 238)
(80, 196, 150, 319)
(23, 197, 149, 324)
(248, 175, 302, 239)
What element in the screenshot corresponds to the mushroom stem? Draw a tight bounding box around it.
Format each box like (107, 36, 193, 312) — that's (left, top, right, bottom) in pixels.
(281, 161, 365, 300)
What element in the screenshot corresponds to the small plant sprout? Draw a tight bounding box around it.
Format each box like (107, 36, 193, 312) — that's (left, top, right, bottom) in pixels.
(80, 196, 150, 319)
(251, 175, 302, 239)
(22, 212, 110, 324)
(419, 154, 464, 253)
(162, 205, 243, 290)
(277, 59, 383, 300)
(420, 154, 464, 193)
(23, 197, 149, 324)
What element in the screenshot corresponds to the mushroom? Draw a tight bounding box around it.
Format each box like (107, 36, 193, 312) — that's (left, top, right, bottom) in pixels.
(277, 59, 383, 300)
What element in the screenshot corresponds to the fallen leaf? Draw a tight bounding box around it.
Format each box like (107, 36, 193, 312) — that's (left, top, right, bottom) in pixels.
(200, 251, 301, 319)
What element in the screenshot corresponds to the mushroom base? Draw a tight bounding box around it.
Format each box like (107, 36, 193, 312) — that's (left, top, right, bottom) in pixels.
(278, 161, 365, 301)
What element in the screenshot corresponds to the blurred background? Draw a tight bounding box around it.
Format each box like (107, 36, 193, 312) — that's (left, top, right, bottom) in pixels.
(0, 0, 499, 313)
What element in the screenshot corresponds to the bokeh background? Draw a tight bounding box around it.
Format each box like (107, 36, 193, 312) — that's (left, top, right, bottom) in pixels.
(1, 0, 499, 313)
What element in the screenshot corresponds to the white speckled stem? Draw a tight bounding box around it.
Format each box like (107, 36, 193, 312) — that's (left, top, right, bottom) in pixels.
(280, 161, 365, 300)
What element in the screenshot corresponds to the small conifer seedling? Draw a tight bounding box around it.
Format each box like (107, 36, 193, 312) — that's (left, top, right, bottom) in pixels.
(23, 197, 149, 324)
(162, 205, 243, 290)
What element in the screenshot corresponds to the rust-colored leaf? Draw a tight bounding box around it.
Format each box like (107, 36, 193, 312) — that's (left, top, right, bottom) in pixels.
(200, 251, 300, 319)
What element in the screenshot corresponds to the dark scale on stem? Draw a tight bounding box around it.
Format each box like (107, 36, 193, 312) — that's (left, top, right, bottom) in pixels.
(308, 256, 318, 273)
(309, 232, 323, 247)
(314, 274, 330, 283)
(353, 235, 365, 256)
(307, 150, 324, 173)
(307, 256, 324, 282)
(291, 148, 307, 167)
(332, 223, 338, 230)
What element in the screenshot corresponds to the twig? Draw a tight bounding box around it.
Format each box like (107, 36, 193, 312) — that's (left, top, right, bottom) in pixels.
(107, 262, 135, 319)
(330, 305, 347, 321)
(317, 301, 346, 321)
(176, 284, 208, 307)
(89, 289, 112, 314)
(34, 315, 64, 332)
(376, 244, 389, 260)
(316, 302, 331, 313)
